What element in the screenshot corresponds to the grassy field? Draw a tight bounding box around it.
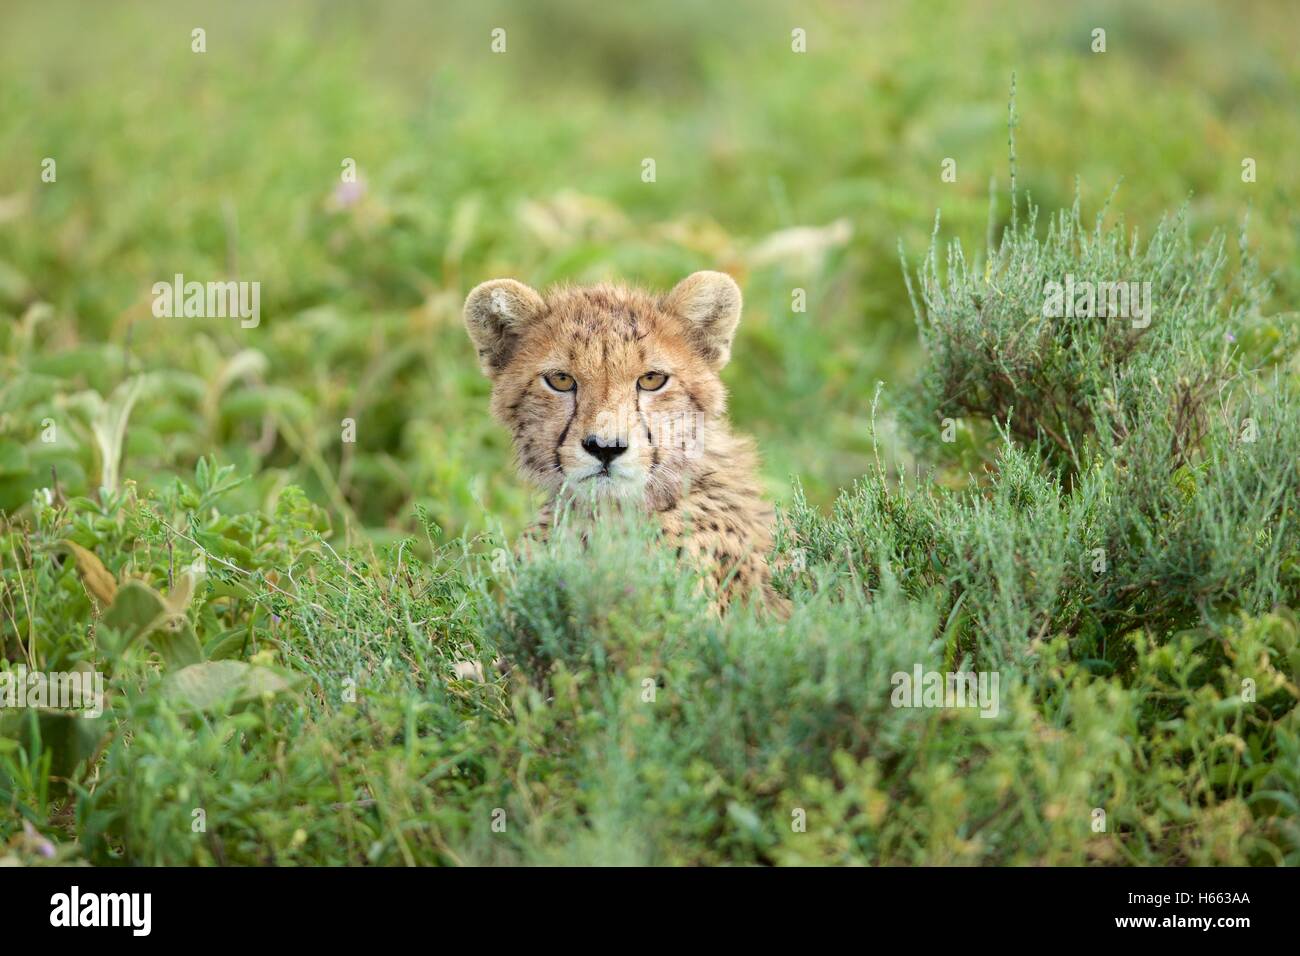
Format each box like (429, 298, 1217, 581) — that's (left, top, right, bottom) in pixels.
(1, 0, 1298, 865)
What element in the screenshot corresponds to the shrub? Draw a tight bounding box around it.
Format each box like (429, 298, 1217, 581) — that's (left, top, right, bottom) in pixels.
(4, 180, 1298, 865)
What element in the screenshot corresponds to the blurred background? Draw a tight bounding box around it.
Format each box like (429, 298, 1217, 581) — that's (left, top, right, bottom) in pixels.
(1, 0, 1295, 545)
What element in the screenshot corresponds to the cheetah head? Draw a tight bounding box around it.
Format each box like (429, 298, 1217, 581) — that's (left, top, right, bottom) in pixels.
(463, 271, 742, 508)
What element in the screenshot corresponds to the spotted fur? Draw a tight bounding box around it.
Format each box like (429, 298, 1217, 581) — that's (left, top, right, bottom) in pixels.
(463, 271, 781, 612)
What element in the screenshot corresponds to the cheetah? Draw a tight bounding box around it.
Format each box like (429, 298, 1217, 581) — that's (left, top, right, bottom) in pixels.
(463, 270, 781, 612)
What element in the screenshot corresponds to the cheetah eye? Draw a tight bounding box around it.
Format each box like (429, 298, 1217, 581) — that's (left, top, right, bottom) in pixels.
(542, 372, 576, 392)
(637, 371, 668, 391)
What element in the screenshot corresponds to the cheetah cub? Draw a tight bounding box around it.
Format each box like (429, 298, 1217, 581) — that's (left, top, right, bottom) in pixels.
(463, 271, 780, 611)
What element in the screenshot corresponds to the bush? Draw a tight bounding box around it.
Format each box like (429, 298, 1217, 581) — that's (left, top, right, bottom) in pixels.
(6, 173, 1300, 865)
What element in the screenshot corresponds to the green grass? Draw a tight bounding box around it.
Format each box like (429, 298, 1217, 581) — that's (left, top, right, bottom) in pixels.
(1, 0, 1298, 865)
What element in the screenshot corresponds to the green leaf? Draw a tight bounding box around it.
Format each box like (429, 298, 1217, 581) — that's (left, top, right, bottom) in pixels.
(161, 661, 299, 712)
(5, 709, 105, 787)
(194, 530, 255, 566)
(102, 580, 166, 647)
(1247, 789, 1300, 817)
(148, 618, 204, 670)
(203, 627, 249, 661)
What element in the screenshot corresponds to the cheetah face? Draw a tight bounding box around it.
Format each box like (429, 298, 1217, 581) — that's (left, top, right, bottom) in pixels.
(464, 272, 743, 507)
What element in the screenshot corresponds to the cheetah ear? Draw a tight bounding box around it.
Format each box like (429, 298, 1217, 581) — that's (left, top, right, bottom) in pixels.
(463, 279, 545, 377)
(663, 271, 742, 370)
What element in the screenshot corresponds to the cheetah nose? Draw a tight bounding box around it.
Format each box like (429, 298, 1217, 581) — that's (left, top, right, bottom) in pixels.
(581, 435, 627, 465)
